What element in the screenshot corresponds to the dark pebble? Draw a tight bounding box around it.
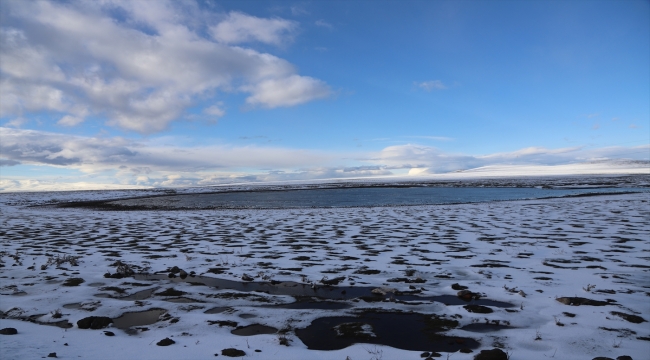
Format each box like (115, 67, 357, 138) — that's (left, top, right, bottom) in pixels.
(157, 338, 175, 346)
(77, 316, 113, 329)
(452, 283, 469, 290)
(0, 328, 18, 335)
(47, 353, 57, 358)
(221, 348, 246, 357)
(474, 348, 508, 360)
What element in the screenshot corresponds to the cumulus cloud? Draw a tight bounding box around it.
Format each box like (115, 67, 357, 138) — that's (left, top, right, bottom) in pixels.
(210, 12, 297, 45)
(203, 104, 226, 120)
(243, 75, 331, 108)
(57, 115, 85, 126)
(416, 80, 447, 91)
(0, 0, 330, 133)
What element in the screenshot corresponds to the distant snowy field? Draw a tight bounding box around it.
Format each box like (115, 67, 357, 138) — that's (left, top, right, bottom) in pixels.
(0, 175, 648, 360)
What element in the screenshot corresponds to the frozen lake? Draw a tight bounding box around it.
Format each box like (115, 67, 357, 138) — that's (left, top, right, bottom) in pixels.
(107, 186, 643, 209)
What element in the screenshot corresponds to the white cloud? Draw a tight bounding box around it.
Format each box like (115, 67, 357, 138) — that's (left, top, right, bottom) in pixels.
(4, 117, 28, 128)
(204, 104, 226, 118)
(315, 20, 333, 29)
(57, 115, 84, 126)
(0, 1, 329, 134)
(416, 80, 447, 91)
(210, 12, 297, 46)
(243, 75, 331, 108)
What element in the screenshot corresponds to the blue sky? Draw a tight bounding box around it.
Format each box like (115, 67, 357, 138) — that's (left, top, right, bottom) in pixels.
(1, 0, 648, 190)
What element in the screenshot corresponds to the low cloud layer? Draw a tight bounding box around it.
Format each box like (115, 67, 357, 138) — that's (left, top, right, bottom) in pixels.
(0, 0, 330, 133)
(2, 127, 647, 191)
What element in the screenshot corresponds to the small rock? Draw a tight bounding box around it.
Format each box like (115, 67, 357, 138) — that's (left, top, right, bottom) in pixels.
(156, 338, 175, 346)
(170, 266, 180, 274)
(77, 316, 113, 329)
(592, 357, 614, 360)
(241, 274, 254, 282)
(474, 348, 508, 360)
(179, 270, 188, 279)
(103, 331, 115, 336)
(421, 352, 431, 358)
(457, 290, 478, 300)
(221, 348, 246, 357)
(255, 349, 261, 352)
(371, 287, 396, 295)
(0, 328, 18, 335)
(616, 357, 633, 360)
(47, 353, 57, 358)
(452, 283, 468, 290)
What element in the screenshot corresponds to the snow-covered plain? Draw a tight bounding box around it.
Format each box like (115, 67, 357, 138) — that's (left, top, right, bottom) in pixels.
(0, 182, 648, 359)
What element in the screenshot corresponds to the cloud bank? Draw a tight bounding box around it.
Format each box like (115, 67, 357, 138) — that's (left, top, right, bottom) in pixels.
(2, 127, 647, 191)
(0, 0, 330, 133)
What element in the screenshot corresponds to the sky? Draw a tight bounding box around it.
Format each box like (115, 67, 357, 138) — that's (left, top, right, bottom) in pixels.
(0, 0, 649, 191)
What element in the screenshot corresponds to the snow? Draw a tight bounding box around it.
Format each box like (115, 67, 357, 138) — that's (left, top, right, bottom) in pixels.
(0, 185, 648, 359)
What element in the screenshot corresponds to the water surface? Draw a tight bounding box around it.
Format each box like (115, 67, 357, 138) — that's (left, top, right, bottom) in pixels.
(108, 187, 641, 209)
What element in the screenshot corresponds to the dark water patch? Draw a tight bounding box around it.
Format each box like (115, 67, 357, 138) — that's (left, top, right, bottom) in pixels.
(155, 288, 187, 297)
(112, 308, 167, 329)
(117, 287, 159, 301)
(264, 298, 353, 310)
(134, 274, 514, 308)
(295, 312, 479, 351)
(460, 323, 515, 333)
(204, 307, 231, 314)
(62, 303, 81, 309)
(164, 297, 205, 303)
(238, 313, 257, 319)
(62, 278, 84, 286)
(231, 324, 277, 336)
(135, 274, 371, 299)
(400, 295, 514, 308)
(34, 320, 73, 329)
(208, 320, 238, 327)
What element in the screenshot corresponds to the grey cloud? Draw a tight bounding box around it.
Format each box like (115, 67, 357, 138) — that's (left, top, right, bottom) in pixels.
(0, 159, 21, 166)
(0, 127, 334, 173)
